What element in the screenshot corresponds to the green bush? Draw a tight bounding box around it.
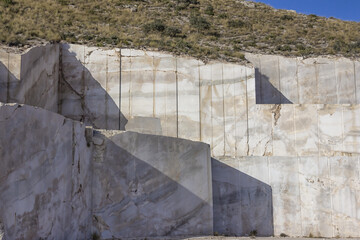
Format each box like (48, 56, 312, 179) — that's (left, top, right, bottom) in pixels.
(143, 20, 166, 33)
(228, 19, 246, 28)
(190, 14, 210, 31)
(205, 4, 214, 15)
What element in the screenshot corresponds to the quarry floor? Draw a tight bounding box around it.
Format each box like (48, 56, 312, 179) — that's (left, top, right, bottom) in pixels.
(118, 237, 360, 240)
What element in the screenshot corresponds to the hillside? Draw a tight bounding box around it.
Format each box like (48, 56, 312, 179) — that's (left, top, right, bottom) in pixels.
(1, 0, 360, 62)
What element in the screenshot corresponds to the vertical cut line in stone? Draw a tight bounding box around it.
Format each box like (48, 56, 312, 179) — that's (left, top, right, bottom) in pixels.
(198, 61, 202, 141)
(234, 66, 237, 157)
(297, 156, 304, 236)
(105, 54, 109, 130)
(152, 55, 155, 118)
(296, 59, 300, 103)
(277, 56, 281, 103)
(259, 56, 263, 103)
(317, 105, 320, 157)
(222, 64, 226, 156)
(334, 61, 339, 104)
(315, 63, 319, 104)
(341, 105, 345, 153)
(175, 58, 179, 138)
(245, 67, 249, 156)
(6, 52, 9, 103)
(129, 53, 132, 117)
(328, 157, 335, 237)
(119, 49, 122, 130)
(354, 61, 357, 104)
(210, 64, 214, 154)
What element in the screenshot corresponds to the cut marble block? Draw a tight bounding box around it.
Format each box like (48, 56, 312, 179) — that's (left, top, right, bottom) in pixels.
(92, 130, 213, 238)
(7, 52, 21, 103)
(212, 157, 273, 237)
(247, 105, 273, 156)
(355, 61, 360, 104)
(129, 52, 154, 117)
(120, 54, 131, 120)
(200, 64, 213, 146)
(259, 55, 281, 103)
(125, 116, 162, 135)
(0, 50, 9, 103)
(294, 104, 319, 156)
(153, 54, 177, 137)
(298, 157, 333, 238)
(335, 59, 356, 104)
(317, 105, 343, 156)
(234, 66, 249, 157)
(297, 58, 319, 103)
(272, 104, 296, 156)
(84, 47, 120, 129)
(329, 156, 360, 237)
(316, 58, 337, 104)
(0, 104, 92, 240)
(211, 63, 225, 156)
(278, 56, 298, 103)
(177, 57, 201, 141)
(342, 105, 360, 154)
(269, 157, 302, 237)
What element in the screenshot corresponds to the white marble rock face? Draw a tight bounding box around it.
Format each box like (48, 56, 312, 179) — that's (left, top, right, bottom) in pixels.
(91, 130, 213, 239)
(246, 53, 360, 104)
(0, 44, 59, 112)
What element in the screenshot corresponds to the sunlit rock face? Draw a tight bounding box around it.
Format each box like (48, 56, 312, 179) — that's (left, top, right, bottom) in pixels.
(0, 43, 360, 238)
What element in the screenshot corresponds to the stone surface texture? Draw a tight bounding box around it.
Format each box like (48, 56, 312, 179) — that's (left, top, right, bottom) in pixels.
(0, 103, 92, 239)
(0, 103, 212, 239)
(0, 44, 59, 112)
(1, 44, 360, 238)
(92, 130, 212, 239)
(246, 53, 360, 104)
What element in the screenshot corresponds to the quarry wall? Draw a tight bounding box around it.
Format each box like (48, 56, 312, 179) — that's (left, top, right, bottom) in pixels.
(0, 43, 360, 238)
(246, 53, 360, 104)
(0, 103, 213, 239)
(0, 103, 92, 239)
(0, 45, 59, 112)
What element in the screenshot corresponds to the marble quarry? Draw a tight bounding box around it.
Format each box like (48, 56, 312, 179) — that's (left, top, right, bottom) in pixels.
(0, 43, 360, 238)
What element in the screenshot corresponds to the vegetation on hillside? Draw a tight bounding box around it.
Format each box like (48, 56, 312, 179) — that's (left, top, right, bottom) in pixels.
(1, 0, 360, 62)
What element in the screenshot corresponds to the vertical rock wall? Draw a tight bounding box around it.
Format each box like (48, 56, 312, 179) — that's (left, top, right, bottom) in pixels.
(0, 44, 59, 112)
(0, 103, 92, 239)
(247, 53, 360, 104)
(91, 130, 213, 239)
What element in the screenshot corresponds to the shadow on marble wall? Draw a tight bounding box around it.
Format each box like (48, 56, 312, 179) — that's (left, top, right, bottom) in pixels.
(0, 61, 23, 104)
(255, 68, 292, 104)
(60, 44, 128, 130)
(92, 134, 213, 238)
(212, 158, 274, 237)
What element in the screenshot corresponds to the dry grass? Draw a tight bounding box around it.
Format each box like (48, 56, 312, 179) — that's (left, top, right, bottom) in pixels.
(1, 0, 360, 62)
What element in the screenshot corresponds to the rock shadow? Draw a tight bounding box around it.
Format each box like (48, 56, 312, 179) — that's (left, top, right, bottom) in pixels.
(255, 68, 292, 104)
(91, 131, 213, 239)
(211, 158, 274, 237)
(0, 61, 21, 104)
(59, 43, 127, 130)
